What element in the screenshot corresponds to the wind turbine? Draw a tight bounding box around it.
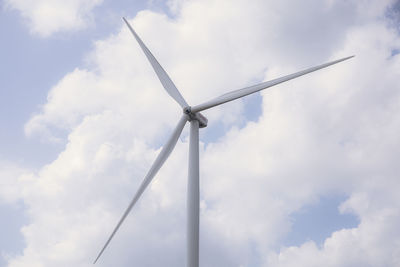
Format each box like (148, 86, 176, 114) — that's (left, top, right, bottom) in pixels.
(94, 17, 354, 266)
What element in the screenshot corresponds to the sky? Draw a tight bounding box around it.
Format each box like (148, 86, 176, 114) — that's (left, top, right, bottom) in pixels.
(1, 0, 400, 266)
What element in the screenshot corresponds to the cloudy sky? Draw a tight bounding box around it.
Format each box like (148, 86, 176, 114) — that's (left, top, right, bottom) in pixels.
(1, 0, 400, 266)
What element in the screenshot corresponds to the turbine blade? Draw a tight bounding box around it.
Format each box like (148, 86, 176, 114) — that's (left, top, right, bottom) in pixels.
(93, 115, 188, 264)
(191, 56, 354, 113)
(123, 17, 189, 109)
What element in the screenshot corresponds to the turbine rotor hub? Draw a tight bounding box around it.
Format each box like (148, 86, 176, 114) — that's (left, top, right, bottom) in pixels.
(183, 106, 208, 128)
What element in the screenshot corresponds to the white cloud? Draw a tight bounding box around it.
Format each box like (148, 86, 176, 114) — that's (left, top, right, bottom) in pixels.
(4, 0, 103, 37)
(4, 0, 400, 266)
(0, 161, 31, 205)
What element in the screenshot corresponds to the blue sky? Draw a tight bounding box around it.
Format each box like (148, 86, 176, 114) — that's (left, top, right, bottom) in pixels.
(1, 0, 400, 266)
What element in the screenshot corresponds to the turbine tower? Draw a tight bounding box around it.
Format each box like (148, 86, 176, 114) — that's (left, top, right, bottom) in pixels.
(94, 17, 354, 266)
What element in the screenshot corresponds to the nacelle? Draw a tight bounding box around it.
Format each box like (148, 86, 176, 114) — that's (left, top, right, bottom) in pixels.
(184, 107, 208, 128)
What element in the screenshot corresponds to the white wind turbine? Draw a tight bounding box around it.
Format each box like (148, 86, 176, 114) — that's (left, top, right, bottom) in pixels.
(94, 17, 354, 266)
